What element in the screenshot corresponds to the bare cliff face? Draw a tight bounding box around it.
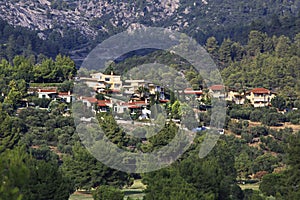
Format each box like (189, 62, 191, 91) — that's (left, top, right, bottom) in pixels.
(1, 0, 299, 41)
(0, 0, 183, 38)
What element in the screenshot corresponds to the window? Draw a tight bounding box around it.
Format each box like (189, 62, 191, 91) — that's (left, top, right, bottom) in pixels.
(105, 78, 110, 82)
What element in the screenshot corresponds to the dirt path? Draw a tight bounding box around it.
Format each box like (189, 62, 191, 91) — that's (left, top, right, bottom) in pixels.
(247, 121, 300, 132)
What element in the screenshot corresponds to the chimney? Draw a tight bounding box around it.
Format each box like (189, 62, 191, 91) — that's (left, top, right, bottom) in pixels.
(111, 71, 113, 75)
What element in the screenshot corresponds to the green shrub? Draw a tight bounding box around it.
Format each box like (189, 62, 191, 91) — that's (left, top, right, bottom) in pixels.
(229, 108, 251, 120)
(241, 132, 253, 143)
(260, 173, 285, 197)
(31, 97, 51, 108)
(286, 110, 300, 124)
(250, 109, 264, 122)
(93, 185, 124, 200)
(250, 126, 269, 137)
(262, 113, 281, 126)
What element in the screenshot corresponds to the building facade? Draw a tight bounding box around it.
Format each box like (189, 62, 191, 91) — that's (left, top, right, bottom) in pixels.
(246, 88, 276, 107)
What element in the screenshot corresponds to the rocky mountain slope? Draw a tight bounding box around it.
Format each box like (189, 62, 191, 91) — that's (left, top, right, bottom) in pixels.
(1, 0, 300, 66)
(0, 0, 182, 38)
(1, 0, 300, 40)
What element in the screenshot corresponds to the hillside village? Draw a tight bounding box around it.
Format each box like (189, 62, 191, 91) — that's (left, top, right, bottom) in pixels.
(31, 71, 280, 122)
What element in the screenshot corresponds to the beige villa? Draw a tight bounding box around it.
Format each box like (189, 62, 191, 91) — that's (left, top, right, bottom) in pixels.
(80, 72, 122, 93)
(246, 88, 276, 107)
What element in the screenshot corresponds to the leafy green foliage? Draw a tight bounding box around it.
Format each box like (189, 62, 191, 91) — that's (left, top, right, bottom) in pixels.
(61, 143, 131, 190)
(286, 110, 300, 124)
(92, 185, 124, 200)
(0, 103, 25, 153)
(143, 168, 198, 200)
(259, 169, 285, 197)
(258, 131, 300, 198)
(0, 147, 30, 200)
(22, 154, 74, 200)
(285, 131, 300, 198)
(0, 146, 74, 200)
(144, 140, 243, 200)
(222, 31, 300, 104)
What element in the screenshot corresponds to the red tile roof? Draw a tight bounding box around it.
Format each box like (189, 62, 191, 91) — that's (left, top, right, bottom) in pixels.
(82, 97, 98, 103)
(98, 103, 108, 107)
(209, 85, 225, 91)
(97, 100, 111, 107)
(129, 101, 148, 105)
(39, 89, 57, 93)
(159, 99, 170, 103)
(184, 88, 203, 95)
(120, 101, 148, 108)
(58, 92, 71, 96)
(250, 88, 270, 94)
(128, 105, 141, 109)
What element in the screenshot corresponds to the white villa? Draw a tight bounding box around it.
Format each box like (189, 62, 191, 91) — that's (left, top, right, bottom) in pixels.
(122, 79, 150, 95)
(36, 89, 74, 103)
(209, 85, 226, 99)
(225, 91, 245, 105)
(37, 89, 57, 99)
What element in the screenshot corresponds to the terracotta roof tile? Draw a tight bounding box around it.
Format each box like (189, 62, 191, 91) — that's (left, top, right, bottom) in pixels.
(209, 85, 225, 91)
(39, 89, 57, 93)
(159, 99, 170, 103)
(97, 100, 111, 106)
(250, 88, 270, 94)
(184, 88, 203, 94)
(58, 92, 71, 96)
(128, 105, 141, 109)
(82, 97, 98, 103)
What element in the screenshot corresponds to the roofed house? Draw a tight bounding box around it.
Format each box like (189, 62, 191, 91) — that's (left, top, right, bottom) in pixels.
(208, 85, 226, 99)
(37, 89, 58, 99)
(80, 97, 112, 112)
(246, 88, 276, 107)
(97, 100, 112, 112)
(79, 71, 122, 93)
(80, 97, 98, 108)
(184, 88, 203, 100)
(122, 80, 150, 95)
(226, 91, 245, 105)
(91, 71, 122, 92)
(58, 91, 74, 103)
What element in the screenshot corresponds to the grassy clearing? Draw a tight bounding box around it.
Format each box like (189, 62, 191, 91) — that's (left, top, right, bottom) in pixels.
(238, 182, 260, 191)
(122, 179, 146, 199)
(29, 82, 62, 87)
(69, 190, 145, 200)
(69, 180, 147, 200)
(128, 179, 147, 190)
(123, 189, 145, 200)
(69, 191, 93, 200)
